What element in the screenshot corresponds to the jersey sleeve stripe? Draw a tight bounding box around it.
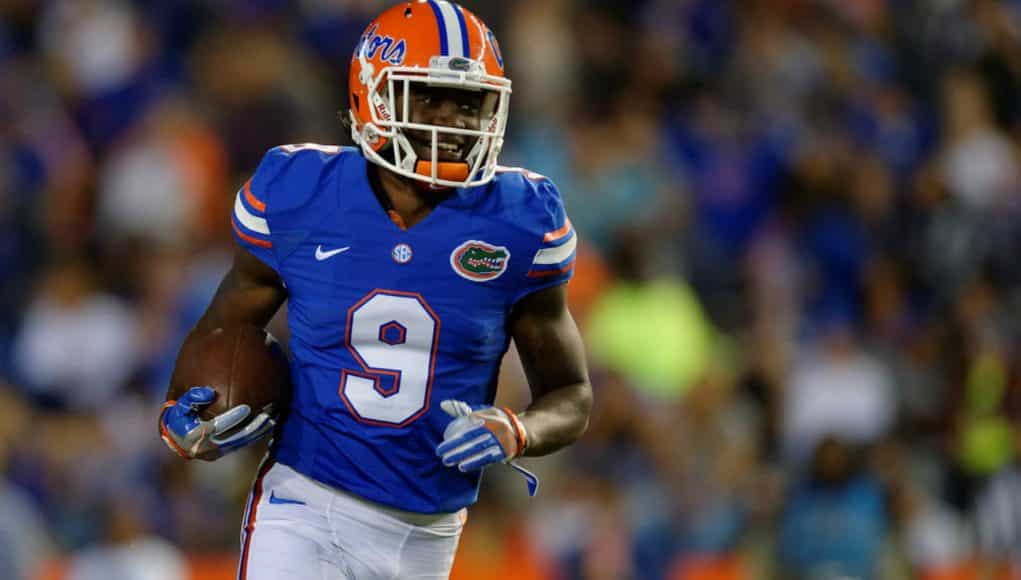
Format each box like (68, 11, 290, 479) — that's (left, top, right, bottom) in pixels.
(238, 185, 264, 216)
(526, 261, 575, 278)
(533, 230, 577, 264)
(232, 216, 273, 248)
(529, 249, 576, 271)
(542, 217, 573, 242)
(243, 180, 267, 213)
(234, 193, 270, 235)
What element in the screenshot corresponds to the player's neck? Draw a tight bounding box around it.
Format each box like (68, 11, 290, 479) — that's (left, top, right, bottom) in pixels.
(373, 165, 453, 230)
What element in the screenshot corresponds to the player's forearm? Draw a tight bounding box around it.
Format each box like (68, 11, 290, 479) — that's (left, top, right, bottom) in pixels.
(518, 381, 592, 456)
(195, 263, 286, 332)
(165, 252, 286, 403)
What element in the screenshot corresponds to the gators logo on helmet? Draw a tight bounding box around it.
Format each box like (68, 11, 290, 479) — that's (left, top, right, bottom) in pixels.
(450, 240, 511, 282)
(348, 1, 511, 189)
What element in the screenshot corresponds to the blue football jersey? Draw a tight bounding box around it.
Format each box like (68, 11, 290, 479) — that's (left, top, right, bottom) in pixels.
(230, 144, 576, 513)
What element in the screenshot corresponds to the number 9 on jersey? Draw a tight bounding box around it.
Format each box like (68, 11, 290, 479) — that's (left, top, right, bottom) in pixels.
(340, 290, 440, 426)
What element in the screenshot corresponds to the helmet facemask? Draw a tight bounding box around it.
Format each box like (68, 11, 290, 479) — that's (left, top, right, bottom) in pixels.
(351, 55, 512, 188)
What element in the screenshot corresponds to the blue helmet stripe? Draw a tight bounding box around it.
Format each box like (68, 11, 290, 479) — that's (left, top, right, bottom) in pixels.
(455, 5, 470, 58)
(427, 1, 449, 56)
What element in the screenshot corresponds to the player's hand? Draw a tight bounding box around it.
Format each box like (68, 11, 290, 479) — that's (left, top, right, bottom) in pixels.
(436, 399, 538, 496)
(159, 386, 275, 461)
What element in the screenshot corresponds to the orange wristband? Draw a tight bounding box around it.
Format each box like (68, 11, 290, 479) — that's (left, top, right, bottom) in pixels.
(502, 407, 528, 457)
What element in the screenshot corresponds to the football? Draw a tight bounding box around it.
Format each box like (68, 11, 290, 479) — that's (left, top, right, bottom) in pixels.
(168, 325, 291, 424)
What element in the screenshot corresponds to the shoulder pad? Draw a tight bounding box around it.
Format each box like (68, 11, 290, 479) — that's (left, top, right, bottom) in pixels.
(255, 144, 355, 213)
(491, 167, 567, 240)
(232, 144, 354, 266)
(491, 168, 576, 285)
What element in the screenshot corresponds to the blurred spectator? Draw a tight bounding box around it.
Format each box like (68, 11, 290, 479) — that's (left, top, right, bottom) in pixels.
(297, 0, 387, 67)
(782, 317, 895, 464)
(898, 485, 972, 580)
(12, 259, 138, 410)
(644, 357, 760, 577)
(586, 227, 715, 401)
(939, 70, 1020, 210)
(533, 478, 635, 580)
(954, 347, 1014, 480)
(97, 98, 228, 246)
(667, 89, 786, 261)
(0, 386, 53, 580)
(505, 0, 576, 122)
(189, 26, 333, 172)
(945, 276, 1018, 515)
(974, 430, 1021, 577)
(64, 498, 186, 580)
(778, 437, 887, 580)
(38, 0, 163, 148)
(846, 83, 929, 179)
(0, 57, 92, 359)
(38, 0, 150, 97)
(450, 494, 558, 580)
(510, 93, 678, 256)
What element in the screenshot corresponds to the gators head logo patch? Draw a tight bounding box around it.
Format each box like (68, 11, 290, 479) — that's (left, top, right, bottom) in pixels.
(451, 240, 511, 282)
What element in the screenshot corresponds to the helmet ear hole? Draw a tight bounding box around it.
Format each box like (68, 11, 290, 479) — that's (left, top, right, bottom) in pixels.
(352, 93, 361, 112)
(359, 62, 375, 86)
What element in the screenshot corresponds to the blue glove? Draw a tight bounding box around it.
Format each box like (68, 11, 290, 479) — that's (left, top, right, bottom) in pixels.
(436, 399, 539, 496)
(160, 387, 275, 460)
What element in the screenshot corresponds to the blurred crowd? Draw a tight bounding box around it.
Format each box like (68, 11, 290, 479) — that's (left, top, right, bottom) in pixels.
(2, 0, 1020, 579)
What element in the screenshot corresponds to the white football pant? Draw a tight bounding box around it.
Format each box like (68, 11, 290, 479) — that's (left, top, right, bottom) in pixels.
(237, 461, 466, 580)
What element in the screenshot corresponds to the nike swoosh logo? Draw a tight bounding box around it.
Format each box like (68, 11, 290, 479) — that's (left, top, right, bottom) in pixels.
(268, 491, 306, 506)
(315, 245, 350, 261)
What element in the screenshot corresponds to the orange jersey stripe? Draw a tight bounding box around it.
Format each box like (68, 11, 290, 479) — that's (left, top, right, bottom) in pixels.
(244, 180, 266, 213)
(542, 217, 572, 242)
(527, 261, 575, 278)
(239, 460, 275, 580)
(232, 216, 273, 248)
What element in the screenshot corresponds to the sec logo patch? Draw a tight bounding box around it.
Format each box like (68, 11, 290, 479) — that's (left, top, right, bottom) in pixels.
(392, 243, 413, 264)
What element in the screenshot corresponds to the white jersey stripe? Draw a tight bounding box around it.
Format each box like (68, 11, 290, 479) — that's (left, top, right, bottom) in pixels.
(533, 230, 576, 264)
(234, 192, 270, 235)
(437, 1, 465, 57)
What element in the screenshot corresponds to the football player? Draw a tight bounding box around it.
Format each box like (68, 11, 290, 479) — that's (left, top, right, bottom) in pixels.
(159, 2, 592, 578)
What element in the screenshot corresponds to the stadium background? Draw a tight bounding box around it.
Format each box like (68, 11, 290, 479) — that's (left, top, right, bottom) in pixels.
(2, 0, 1020, 578)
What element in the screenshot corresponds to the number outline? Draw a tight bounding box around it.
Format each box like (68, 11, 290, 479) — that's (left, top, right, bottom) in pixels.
(339, 289, 441, 427)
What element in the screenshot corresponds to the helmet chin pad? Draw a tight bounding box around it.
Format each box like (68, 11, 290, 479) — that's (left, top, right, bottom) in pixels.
(414, 160, 470, 183)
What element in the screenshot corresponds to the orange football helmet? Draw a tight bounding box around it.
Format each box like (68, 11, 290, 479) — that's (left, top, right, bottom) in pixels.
(348, 1, 511, 188)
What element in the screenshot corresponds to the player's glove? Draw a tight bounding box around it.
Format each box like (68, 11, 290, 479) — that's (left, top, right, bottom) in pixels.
(436, 399, 538, 496)
(159, 386, 275, 460)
